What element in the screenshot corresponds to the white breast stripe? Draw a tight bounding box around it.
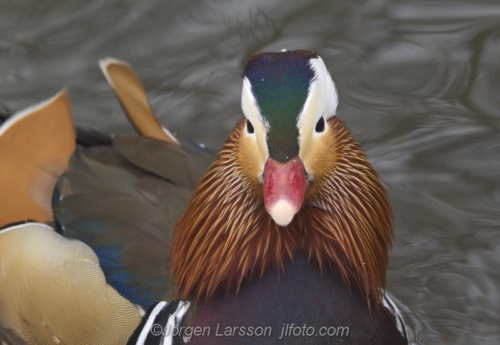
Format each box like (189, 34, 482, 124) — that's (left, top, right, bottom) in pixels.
(136, 301, 168, 344)
(163, 301, 191, 345)
(132, 301, 192, 345)
(382, 292, 408, 342)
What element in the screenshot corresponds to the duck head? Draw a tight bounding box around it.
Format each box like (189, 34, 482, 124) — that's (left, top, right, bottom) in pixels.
(241, 50, 337, 227)
(172, 50, 393, 308)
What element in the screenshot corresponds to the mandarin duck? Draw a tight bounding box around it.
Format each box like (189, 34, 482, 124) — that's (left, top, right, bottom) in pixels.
(0, 50, 407, 345)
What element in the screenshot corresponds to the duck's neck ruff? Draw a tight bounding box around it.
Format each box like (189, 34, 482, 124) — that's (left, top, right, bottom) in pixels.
(172, 117, 393, 308)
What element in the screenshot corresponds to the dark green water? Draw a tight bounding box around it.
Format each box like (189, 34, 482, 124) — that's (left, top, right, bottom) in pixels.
(1, 0, 500, 343)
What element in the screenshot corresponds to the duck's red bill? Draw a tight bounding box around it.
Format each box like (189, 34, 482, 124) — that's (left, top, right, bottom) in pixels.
(263, 157, 307, 227)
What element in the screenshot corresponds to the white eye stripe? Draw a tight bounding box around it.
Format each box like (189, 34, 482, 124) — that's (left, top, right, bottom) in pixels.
(241, 77, 269, 132)
(297, 56, 338, 143)
(297, 57, 338, 128)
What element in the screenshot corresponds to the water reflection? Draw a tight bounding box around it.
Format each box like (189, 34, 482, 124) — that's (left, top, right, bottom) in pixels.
(1, 0, 500, 343)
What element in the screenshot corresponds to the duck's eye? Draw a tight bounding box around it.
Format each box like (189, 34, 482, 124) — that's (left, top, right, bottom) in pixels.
(246, 120, 255, 134)
(315, 117, 325, 133)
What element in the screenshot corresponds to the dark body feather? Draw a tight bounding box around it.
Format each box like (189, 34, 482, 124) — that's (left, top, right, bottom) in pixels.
(188, 252, 405, 345)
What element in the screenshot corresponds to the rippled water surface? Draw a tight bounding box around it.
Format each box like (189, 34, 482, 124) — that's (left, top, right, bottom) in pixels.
(1, 0, 500, 343)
